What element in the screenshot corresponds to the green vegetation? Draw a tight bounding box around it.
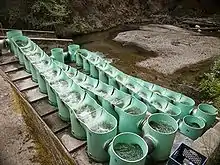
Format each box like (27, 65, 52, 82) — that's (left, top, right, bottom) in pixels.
(199, 59, 220, 115)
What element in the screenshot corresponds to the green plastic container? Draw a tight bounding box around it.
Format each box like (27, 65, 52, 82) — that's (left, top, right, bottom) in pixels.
(6, 30, 23, 56)
(116, 97, 148, 134)
(56, 93, 70, 122)
(179, 115, 205, 140)
(12, 35, 29, 65)
(69, 107, 86, 140)
(135, 78, 154, 90)
(30, 63, 38, 82)
(87, 54, 100, 78)
(162, 89, 182, 103)
(94, 81, 114, 103)
(109, 89, 132, 109)
(46, 82, 57, 106)
(151, 84, 166, 95)
(73, 71, 87, 84)
(115, 72, 129, 93)
(104, 65, 120, 89)
(76, 50, 83, 67)
(86, 110, 117, 162)
(36, 70, 47, 94)
(137, 88, 153, 103)
(174, 95, 195, 119)
(108, 132, 148, 165)
(68, 44, 80, 62)
(142, 113, 178, 161)
(124, 76, 142, 95)
(193, 103, 218, 129)
(79, 49, 91, 73)
(148, 93, 169, 113)
(65, 67, 78, 78)
(51, 48, 64, 63)
(6, 30, 23, 39)
(97, 60, 109, 84)
(164, 103, 181, 120)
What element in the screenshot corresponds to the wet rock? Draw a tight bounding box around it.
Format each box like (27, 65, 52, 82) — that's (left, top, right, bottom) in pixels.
(114, 24, 220, 75)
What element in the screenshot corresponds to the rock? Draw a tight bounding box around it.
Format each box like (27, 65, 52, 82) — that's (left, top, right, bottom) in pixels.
(191, 128, 220, 157)
(114, 24, 220, 75)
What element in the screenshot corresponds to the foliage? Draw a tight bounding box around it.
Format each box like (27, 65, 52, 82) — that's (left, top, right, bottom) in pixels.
(199, 59, 220, 99)
(24, 0, 70, 29)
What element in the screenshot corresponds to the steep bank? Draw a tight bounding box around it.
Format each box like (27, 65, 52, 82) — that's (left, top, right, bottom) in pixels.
(1, 0, 220, 37)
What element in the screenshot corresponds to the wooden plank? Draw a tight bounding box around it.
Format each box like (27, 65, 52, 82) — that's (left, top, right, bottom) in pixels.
(0, 62, 23, 72)
(32, 98, 57, 117)
(22, 87, 47, 102)
(0, 36, 72, 42)
(14, 77, 38, 91)
(2, 28, 55, 34)
(7, 70, 31, 81)
(57, 128, 86, 153)
(42, 111, 69, 133)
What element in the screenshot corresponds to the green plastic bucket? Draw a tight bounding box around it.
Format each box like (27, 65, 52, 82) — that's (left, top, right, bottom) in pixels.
(62, 83, 86, 108)
(12, 35, 29, 65)
(151, 84, 166, 95)
(142, 113, 178, 161)
(97, 60, 109, 84)
(68, 44, 80, 62)
(30, 63, 38, 82)
(75, 50, 83, 67)
(56, 93, 70, 122)
(69, 107, 86, 140)
(164, 103, 181, 120)
(109, 89, 132, 109)
(6, 30, 23, 39)
(73, 71, 87, 84)
(87, 54, 100, 78)
(86, 111, 117, 162)
(116, 97, 148, 134)
(124, 76, 142, 95)
(51, 48, 64, 63)
(79, 49, 91, 73)
(108, 132, 148, 165)
(137, 88, 153, 103)
(104, 65, 120, 89)
(148, 93, 169, 113)
(162, 89, 182, 103)
(94, 81, 114, 103)
(174, 95, 195, 119)
(135, 78, 154, 90)
(46, 82, 57, 106)
(115, 72, 129, 93)
(36, 70, 47, 94)
(6, 30, 23, 56)
(193, 103, 218, 129)
(65, 67, 78, 78)
(179, 115, 205, 140)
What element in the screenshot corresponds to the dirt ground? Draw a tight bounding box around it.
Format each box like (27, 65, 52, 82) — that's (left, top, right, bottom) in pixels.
(0, 75, 40, 165)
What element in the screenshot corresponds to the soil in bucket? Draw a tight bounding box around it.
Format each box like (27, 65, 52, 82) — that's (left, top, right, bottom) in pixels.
(111, 98, 124, 108)
(149, 121, 175, 133)
(114, 143, 143, 161)
(124, 107, 142, 115)
(61, 91, 81, 103)
(186, 121, 200, 128)
(166, 110, 177, 116)
(15, 40, 28, 47)
(90, 121, 114, 133)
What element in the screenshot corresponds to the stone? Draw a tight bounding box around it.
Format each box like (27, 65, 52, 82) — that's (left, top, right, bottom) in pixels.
(191, 128, 220, 157)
